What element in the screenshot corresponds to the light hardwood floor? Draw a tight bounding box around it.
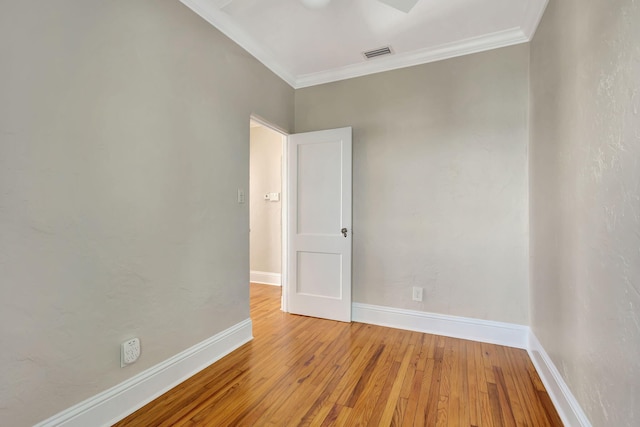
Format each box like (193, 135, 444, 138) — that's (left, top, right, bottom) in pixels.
(114, 283, 562, 426)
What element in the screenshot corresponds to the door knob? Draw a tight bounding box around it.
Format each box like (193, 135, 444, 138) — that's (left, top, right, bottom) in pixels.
(341, 228, 348, 237)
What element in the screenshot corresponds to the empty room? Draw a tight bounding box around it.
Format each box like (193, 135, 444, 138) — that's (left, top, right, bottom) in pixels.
(1, 0, 638, 426)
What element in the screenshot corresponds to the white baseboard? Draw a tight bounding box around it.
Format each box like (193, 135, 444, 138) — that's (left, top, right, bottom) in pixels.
(250, 270, 281, 286)
(34, 303, 591, 427)
(352, 303, 592, 425)
(352, 303, 529, 349)
(34, 319, 253, 427)
(528, 332, 592, 427)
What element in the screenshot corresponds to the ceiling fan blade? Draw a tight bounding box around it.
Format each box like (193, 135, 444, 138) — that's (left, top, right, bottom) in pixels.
(377, 0, 419, 13)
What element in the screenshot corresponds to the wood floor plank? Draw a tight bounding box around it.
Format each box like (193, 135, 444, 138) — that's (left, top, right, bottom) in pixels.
(538, 389, 565, 427)
(420, 341, 445, 426)
(401, 367, 424, 426)
(480, 390, 496, 427)
(377, 343, 414, 426)
(319, 403, 342, 427)
(460, 341, 472, 426)
(495, 348, 526, 427)
(305, 400, 335, 427)
(488, 382, 506, 427)
(448, 338, 462, 426)
(400, 333, 425, 399)
(503, 346, 547, 427)
(335, 329, 387, 404)
(391, 397, 407, 427)
(467, 341, 481, 427)
(493, 366, 517, 427)
(114, 283, 563, 427)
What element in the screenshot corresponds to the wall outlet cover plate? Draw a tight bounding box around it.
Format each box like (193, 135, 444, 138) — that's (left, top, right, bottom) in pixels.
(121, 338, 141, 367)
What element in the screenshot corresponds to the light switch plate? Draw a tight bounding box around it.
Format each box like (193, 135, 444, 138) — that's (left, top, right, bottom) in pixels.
(412, 287, 423, 302)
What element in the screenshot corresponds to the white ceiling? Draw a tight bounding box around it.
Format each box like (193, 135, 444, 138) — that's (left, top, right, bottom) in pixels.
(180, 0, 548, 88)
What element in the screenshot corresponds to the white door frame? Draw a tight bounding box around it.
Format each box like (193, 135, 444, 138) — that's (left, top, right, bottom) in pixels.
(249, 115, 289, 312)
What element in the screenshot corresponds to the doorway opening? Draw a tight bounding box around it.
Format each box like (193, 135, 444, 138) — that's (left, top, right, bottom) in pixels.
(249, 117, 288, 311)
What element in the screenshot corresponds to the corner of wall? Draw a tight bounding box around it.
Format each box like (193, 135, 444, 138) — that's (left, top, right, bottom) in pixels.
(527, 331, 593, 427)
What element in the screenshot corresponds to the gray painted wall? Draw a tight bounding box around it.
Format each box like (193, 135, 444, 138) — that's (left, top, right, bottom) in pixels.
(5, 0, 638, 424)
(0, 1, 293, 425)
(295, 45, 530, 325)
(530, 0, 640, 425)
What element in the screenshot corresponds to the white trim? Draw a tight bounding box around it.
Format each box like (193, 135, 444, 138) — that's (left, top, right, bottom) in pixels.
(34, 319, 253, 427)
(527, 332, 592, 427)
(250, 270, 282, 286)
(211, 0, 236, 8)
(520, 0, 549, 40)
(35, 302, 592, 427)
(280, 132, 289, 313)
(294, 28, 529, 88)
(178, 1, 547, 89)
(352, 303, 528, 349)
(351, 302, 592, 426)
(249, 114, 290, 137)
(179, 0, 298, 87)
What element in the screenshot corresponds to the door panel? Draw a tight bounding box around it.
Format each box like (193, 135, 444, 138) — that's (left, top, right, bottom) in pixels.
(297, 252, 342, 298)
(297, 141, 342, 235)
(288, 127, 352, 322)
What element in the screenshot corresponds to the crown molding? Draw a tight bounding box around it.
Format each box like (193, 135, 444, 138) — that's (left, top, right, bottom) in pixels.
(179, 0, 298, 87)
(209, 0, 236, 7)
(294, 27, 528, 88)
(521, 0, 549, 39)
(180, 0, 548, 89)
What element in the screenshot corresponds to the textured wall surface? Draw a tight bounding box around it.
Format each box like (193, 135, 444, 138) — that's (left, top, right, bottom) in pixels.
(0, 1, 293, 425)
(530, 0, 640, 425)
(295, 45, 530, 324)
(250, 126, 282, 274)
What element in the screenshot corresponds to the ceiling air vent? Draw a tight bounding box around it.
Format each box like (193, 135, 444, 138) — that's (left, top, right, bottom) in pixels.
(363, 46, 393, 60)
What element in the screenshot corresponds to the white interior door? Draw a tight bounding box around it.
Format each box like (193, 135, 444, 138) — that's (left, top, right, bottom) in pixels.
(288, 127, 352, 322)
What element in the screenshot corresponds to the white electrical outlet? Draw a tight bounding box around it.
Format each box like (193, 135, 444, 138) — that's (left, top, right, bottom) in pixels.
(412, 286, 423, 302)
(121, 338, 141, 367)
